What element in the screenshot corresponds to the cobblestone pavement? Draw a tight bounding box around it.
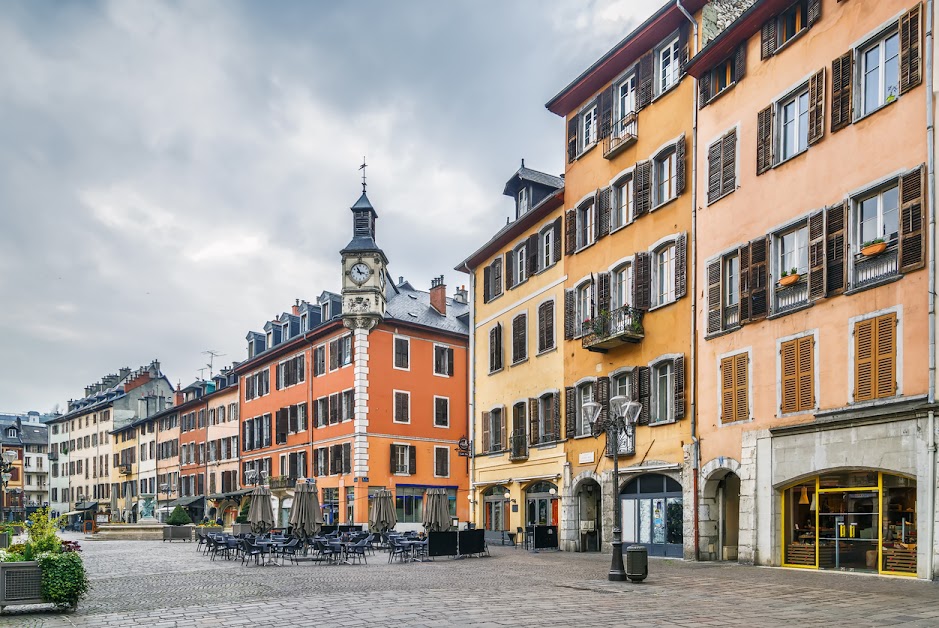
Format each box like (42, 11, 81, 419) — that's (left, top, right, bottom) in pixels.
(2, 533, 938, 626)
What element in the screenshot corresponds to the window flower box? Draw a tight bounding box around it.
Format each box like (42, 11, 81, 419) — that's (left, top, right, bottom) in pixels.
(778, 273, 800, 287)
(861, 240, 888, 257)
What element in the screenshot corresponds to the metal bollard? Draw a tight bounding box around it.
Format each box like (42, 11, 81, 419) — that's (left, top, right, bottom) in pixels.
(624, 545, 648, 582)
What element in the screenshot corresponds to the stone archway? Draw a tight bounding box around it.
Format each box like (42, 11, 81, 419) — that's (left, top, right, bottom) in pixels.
(699, 457, 743, 562)
(565, 471, 603, 552)
(569, 472, 602, 552)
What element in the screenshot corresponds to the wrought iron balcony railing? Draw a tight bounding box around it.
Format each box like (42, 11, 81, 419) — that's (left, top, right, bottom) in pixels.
(603, 112, 638, 159)
(268, 475, 297, 490)
(509, 431, 528, 462)
(774, 275, 809, 314)
(853, 242, 899, 289)
(582, 305, 645, 352)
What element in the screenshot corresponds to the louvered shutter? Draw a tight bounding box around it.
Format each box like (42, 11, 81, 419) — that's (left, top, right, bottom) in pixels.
(493, 259, 503, 298)
(781, 339, 798, 413)
(875, 313, 897, 399)
(720, 356, 735, 423)
(831, 52, 853, 132)
(529, 398, 539, 444)
(275, 363, 282, 390)
(675, 136, 686, 195)
(898, 165, 925, 273)
(553, 219, 562, 263)
(807, 68, 825, 145)
(538, 302, 548, 352)
(564, 289, 575, 340)
(565, 387, 576, 439)
(331, 393, 340, 424)
(855, 319, 875, 402)
(699, 71, 711, 108)
(596, 376, 610, 434)
(343, 443, 352, 474)
(673, 355, 685, 420)
(633, 252, 651, 311)
(565, 209, 577, 255)
(553, 392, 561, 441)
(407, 445, 416, 475)
(797, 336, 814, 411)
(597, 187, 611, 238)
(734, 353, 749, 423)
(675, 233, 687, 300)
(389, 444, 396, 474)
(330, 342, 339, 370)
(500, 406, 507, 450)
(597, 272, 611, 317)
(527, 233, 539, 275)
(761, 19, 777, 59)
(589, 276, 597, 322)
(721, 130, 736, 197)
(707, 140, 722, 203)
(567, 116, 579, 163)
(807, 211, 826, 300)
(748, 236, 769, 320)
(598, 86, 613, 139)
(899, 4, 921, 94)
(447, 348, 454, 376)
(707, 259, 723, 334)
(756, 104, 774, 174)
(637, 52, 654, 111)
(489, 325, 499, 371)
(634, 161, 652, 217)
(807, 0, 821, 26)
(481, 411, 490, 452)
(825, 202, 847, 295)
(735, 43, 747, 80)
(635, 367, 651, 425)
(679, 21, 690, 71)
(505, 251, 515, 290)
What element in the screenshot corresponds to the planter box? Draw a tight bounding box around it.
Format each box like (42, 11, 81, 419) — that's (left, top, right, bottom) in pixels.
(162, 526, 193, 542)
(231, 523, 252, 536)
(0, 532, 9, 549)
(0, 561, 44, 610)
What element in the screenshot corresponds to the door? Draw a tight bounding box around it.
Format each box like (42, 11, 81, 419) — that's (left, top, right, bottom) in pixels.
(817, 490, 879, 572)
(620, 474, 684, 557)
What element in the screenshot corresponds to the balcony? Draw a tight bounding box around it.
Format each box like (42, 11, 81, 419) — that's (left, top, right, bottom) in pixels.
(268, 475, 297, 490)
(603, 112, 638, 160)
(118, 464, 131, 475)
(47, 451, 59, 461)
(582, 306, 645, 353)
(774, 275, 809, 314)
(723, 303, 740, 329)
(509, 432, 528, 462)
(853, 242, 899, 289)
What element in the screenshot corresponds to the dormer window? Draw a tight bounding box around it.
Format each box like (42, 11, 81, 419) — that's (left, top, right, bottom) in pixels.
(7, 428, 16, 438)
(301, 313, 308, 333)
(266, 331, 273, 347)
(518, 188, 529, 215)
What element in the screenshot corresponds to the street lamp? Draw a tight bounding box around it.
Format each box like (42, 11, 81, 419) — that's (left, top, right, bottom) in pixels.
(583, 395, 641, 582)
(0, 450, 18, 524)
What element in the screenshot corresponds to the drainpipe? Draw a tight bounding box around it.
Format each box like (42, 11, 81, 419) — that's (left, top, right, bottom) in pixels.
(925, 0, 936, 581)
(677, 0, 701, 562)
(464, 267, 477, 528)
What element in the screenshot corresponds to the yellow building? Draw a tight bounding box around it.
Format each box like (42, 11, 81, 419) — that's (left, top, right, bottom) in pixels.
(457, 163, 566, 547)
(544, 0, 704, 555)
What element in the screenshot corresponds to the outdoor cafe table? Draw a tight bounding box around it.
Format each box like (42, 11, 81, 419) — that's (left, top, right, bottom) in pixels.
(400, 539, 428, 563)
(254, 539, 284, 566)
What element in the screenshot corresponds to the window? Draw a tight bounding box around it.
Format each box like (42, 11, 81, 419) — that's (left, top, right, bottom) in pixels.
(483, 258, 503, 303)
(487, 407, 504, 452)
(861, 32, 899, 116)
(576, 200, 594, 250)
(653, 243, 676, 307)
(612, 264, 633, 310)
(657, 35, 680, 94)
(778, 88, 809, 162)
(514, 244, 527, 285)
(575, 282, 591, 337)
(616, 73, 636, 125)
(777, 225, 808, 276)
(612, 174, 634, 230)
(434, 447, 449, 477)
(276, 354, 305, 390)
(329, 335, 353, 370)
(393, 337, 409, 370)
(511, 314, 527, 364)
(857, 184, 899, 247)
(434, 345, 454, 376)
(314, 397, 328, 427)
(710, 58, 736, 100)
(341, 390, 354, 422)
(576, 382, 595, 436)
(855, 312, 897, 402)
(313, 345, 326, 376)
(780, 336, 814, 414)
(434, 397, 449, 428)
(537, 300, 555, 353)
(707, 129, 737, 204)
(542, 227, 554, 268)
(393, 391, 410, 423)
(653, 148, 677, 206)
(651, 361, 673, 424)
(391, 444, 414, 475)
(777, 0, 808, 49)
(489, 323, 503, 373)
(518, 187, 529, 215)
(720, 352, 749, 423)
(581, 104, 597, 150)
(394, 486, 426, 523)
(723, 255, 740, 327)
(535, 393, 557, 444)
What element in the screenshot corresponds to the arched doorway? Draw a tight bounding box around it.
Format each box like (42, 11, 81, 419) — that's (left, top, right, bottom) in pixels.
(483, 486, 509, 545)
(717, 473, 740, 560)
(620, 473, 683, 557)
(575, 479, 601, 551)
(525, 481, 558, 527)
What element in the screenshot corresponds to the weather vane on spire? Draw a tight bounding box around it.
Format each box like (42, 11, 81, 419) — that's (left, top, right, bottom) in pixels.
(359, 156, 368, 193)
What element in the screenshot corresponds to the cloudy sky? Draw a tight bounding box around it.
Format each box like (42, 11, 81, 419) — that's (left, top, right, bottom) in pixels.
(0, 0, 660, 413)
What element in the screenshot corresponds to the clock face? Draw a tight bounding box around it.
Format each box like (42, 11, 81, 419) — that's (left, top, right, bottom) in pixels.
(349, 262, 372, 285)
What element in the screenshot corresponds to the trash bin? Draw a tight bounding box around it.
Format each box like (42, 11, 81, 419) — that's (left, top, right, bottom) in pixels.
(625, 545, 648, 582)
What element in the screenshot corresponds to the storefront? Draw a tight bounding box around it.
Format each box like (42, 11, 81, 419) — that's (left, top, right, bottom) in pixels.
(620, 473, 683, 557)
(525, 481, 558, 527)
(782, 470, 916, 576)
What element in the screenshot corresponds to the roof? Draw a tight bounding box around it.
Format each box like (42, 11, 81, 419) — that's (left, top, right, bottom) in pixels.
(545, 0, 707, 116)
(685, 0, 788, 78)
(456, 187, 564, 272)
(351, 191, 375, 212)
(0, 418, 48, 446)
(503, 166, 564, 196)
(384, 284, 469, 336)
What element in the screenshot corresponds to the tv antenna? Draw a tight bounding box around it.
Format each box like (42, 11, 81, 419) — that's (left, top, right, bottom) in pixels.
(202, 350, 226, 378)
(196, 367, 208, 380)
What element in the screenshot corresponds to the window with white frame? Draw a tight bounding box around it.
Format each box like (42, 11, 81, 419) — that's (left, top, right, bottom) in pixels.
(542, 226, 554, 269)
(393, 444, 411, 474)
(515, 243, 527, 285)
(652, 243, 676, 307)
(434, 446, 449, 477)
(724, 254, 740, 310)
(651, 361, 673, 424)
(657, 35, 681, 95)
(434, 397, 449, 427)
(616, 73, 636, 127)
(393, 336, 409, 370)
(393, 391, 410, 423)
(778, 87, 809, 162)
(433, 344, 453, 376)
(612, 263, 633, 310)
(612, 174, 634, 230)
(575, 282, 591, 337)
(777, 224, 808, 277)
(581, 105, 597, 150)
(518, 187, 529, 215)
(576, 200, 594, 249)
(653, 148, 677, 206)
(860, 30, 900, 116)
(857, 183, 899, 248)
(576, 382, 595, 436)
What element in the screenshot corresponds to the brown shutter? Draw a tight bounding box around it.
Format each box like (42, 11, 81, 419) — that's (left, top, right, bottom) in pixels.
(505, 251, 515, 290)
(761, 19, 777, 59)
(501, 405, 507, 449)
(707, 139, 722, 203)
(597, 188, 611, 239)
(597, 272, 611, 316)
(492, 259, 502, 297)
(898, 165, 925, 273)
(721, 130, 736, 197)
(343, 443, 351, 474)
(598, 86, 613, 139)
(596, 376, 610, 432)
(564, 289, 575, 340)
(756, 104, 774, 175)
(637, 52, 654, 111)
(748, 236, 769, 320)
(831, 51, 853, 132)
(675, 233, 687, 300)
(553, 392, 561, 441)
(699, 71, 711, 108)
(706, 259, 722, 334)
(483, 267, 491, 304)
(899, 4, 922, 94)
(529, 397, 539, 444)
(635, 367, 651, 425)
(720, 356, 735, 423)
(734, 353, 749, 423)
(807, 0, 821, 26)
(875, 313, 898, 399)
(675, 136, 686, 195)
(807, 68, 825, 145)
(855, 319, 875, 402)
(797, 335, 815, 411)
(553, 218, 562, 263)
(735, 43, 747, 80)
(781, 339, 798, 413)
(538, 302, 548, 352)
(565, 387, 576, 438)
(481, 411, 490, 452)
(529, 233, 540, 274)
(633, 252, 651, 311)
(565, 209, 576, 255)
(408, 445, 416, 475)
(634, 160, 652, 217)
(447, 348, 454, 376)
(679, 21, 690, 71)
(807, 210, 826, 300)
(567, 116, 579, 163)
(825, 201, 848, 295)
(673, 355, 685, 420)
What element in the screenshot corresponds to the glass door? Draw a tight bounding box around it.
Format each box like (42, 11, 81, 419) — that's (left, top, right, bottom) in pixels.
(817, 491, 879, 572)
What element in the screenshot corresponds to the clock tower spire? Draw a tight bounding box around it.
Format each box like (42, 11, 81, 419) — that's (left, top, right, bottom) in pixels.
(341, 163, 388, 330)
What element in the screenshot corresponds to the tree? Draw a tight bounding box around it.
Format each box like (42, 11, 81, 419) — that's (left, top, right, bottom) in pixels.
(166, 505, 192, 526)
(235, 498, 249, 524)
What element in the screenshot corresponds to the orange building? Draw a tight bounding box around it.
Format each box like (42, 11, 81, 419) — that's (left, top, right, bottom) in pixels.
(237, 187, 469, 531)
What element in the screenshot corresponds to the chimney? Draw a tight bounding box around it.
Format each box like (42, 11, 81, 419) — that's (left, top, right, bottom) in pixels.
(454, 285, 468, 304)
(398, 276, 404, 286)
(292, 298, 301, 316)
(119, 367, 131, 380)
(430, 275, 446, 315)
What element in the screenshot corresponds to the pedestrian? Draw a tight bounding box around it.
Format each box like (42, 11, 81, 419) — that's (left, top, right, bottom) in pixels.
(215, 516, 223, 527)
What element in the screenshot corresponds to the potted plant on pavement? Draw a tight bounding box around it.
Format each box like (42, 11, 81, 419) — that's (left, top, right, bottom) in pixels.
(232, 499, 252, 536)
(861, 238, 887, 257)
(162, 505, 193, 542)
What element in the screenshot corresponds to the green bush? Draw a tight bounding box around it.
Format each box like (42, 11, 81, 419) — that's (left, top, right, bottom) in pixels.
(38, 551, 89, 609)
(235, 499, 249, 524)
(27, 508, 63, 554)
(166, 506, 192, 526)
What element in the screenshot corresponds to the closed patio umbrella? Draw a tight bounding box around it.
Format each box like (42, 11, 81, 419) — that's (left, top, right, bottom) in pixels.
(369, 489, 397, 532)
(289, 481, 323, 540)
(110, 490, 118, 522)
(248, 486, 275, 534)
(423, 488, 451, 532)
(124, 486, 132, 523)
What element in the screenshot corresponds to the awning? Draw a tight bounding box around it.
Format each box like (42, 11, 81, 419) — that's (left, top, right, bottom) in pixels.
(63, 510, 82, 516)
(169, 496, 205, 508)
(206, 488, 251, 501)
(75, 501, 98, 511)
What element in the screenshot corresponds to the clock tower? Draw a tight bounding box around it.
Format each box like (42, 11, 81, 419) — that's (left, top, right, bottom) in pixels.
(340, 178, 388, 331)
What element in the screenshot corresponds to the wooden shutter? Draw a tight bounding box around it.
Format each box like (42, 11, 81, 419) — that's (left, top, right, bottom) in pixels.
(756, 104, 774, 175)
(343, 443, 352, 474)
(732, 353, 749, 423)
(564, 387, 576, 438)
(633, 252, 651, 310)
(637, 52, 653, 111)
(707, 139, 722, 203)
(675, 233, 687, 300)
(553, 392, 561, 441)
(831, 51, 853, 132)
(329, 342, 339, 370)
(529, 398, 539, 444)
(275, 363, 282, 390)
(735, 43, 747, 80)
(720, 356, 735, 423)
(597, 272, 611, 316)
(675, 136, 686, 195)
(447, 348, 454, 376)
(597, 376, 610, 429)
(565, 209, 576, 255)
(797, 335, 815, 411)
(538, 302, 548, 352)
(553, 218, 562, 263)
(761, 19, 777, 59)
(875, 313, 897, 399)
(597, 188, 611, 239)
(679, 21, 690, 71)
(899, 4, 922, 94)
(598, 86, 613, 139)
(673, 355, 685, 420)
(898, 165, 925, 273)
(564, 289, 575, 340)
(855, 319, 875, 402)
(721, 130, 736, 197)
(748, 236, 769, 320)
(505, 251, 515, 290)
(481, 411, 490, 452)
(807, 211, 826, 300)
(492, 259, 502, 297)
(706, 259, 722, 334)
(567, 116, 579, 163)
(527, 233, 539, 275)
(781, 339, 798, 413)
(408, 445, 416, 475)
(634, 161, 652, 217)
(825, 201, 848, 295)
(512, 314, 526, 362)
(699, 71, 711, 108)
(635, 367, 651, 425)
(500, 406, 507, 450)
(807, 0, 821, 26)
(807, 68, 825, 145)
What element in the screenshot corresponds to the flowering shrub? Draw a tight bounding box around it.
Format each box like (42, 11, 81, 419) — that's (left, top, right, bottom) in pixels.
(38, 551, 89, 609)
(60, 540, 82, 553)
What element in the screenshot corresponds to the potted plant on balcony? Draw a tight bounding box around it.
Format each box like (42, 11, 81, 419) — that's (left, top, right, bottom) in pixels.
(861, 238, 887, 257)
(592, 311, 609, 336)
(778, 267, 800, 287)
